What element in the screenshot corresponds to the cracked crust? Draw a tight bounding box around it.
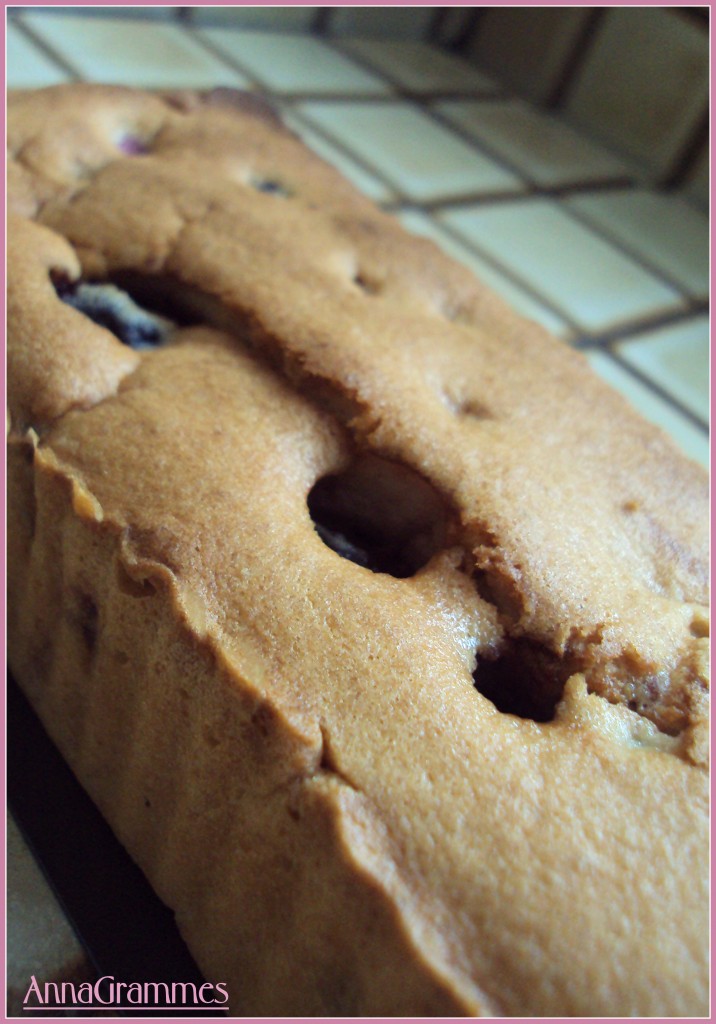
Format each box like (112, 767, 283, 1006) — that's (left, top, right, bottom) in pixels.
(7, 84, 709, 1015)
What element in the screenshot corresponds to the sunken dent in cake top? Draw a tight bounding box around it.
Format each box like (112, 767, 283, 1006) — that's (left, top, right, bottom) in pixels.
(7, 85, 709, 1016)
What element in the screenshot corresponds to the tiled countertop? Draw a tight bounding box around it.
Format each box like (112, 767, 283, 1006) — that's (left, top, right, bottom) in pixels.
(8, 13, 709, 468)
(6, 11, 710, 1009)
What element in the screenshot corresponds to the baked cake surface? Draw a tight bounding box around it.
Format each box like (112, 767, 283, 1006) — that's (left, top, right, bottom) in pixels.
(7, 84, 709, 1016)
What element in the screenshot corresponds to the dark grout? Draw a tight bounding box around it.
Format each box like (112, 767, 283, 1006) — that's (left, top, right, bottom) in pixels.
(11, 15, 84, 81)
(311, 7, 333, 36)
(280, 104, 402, 199)
(576, 301, 710, 350)
(572, 305, 710, 434)
(604, 349, 709, 435)
(177, 22, 267, 92)
(445, 9, 488, 54)
(325, 34, 506, 102)
(562, 202, 707, 304)
(426, 102, 639, 196)
(545, 8, 606, 110)
(238, 44, 708, 376)
(409, 213, 585, 338)
(661, 103, 710, 191)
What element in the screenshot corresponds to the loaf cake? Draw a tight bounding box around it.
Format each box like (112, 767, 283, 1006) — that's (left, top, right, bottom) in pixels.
(7, 84, 709, 1016)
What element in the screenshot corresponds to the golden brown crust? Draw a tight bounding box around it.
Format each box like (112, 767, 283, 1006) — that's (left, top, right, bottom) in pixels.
(7, 84, 709, 1015)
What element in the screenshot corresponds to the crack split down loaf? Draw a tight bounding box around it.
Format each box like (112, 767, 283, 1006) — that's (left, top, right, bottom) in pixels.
(7, 84, 709, 1016)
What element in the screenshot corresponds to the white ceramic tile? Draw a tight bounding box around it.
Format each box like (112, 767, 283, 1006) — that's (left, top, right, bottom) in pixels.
(566, 189, 709, 302)
(467, 7, 591, 103)
(438, 199, 683, 335)
(615, 317, 709, 425)
(196, 29, 388, 95)
(436, 99, 632, 188)
(297, 101, 523, 202)
(281, 111, 396, 203)
(339, 39, 498, 94)
(20, 5, 172, 18)
(192, 7, 317, 31)
(18, 13, 250, 88)
(398, 210, 571, 340)
(328, 7, 436, 40)
(566, 8, 709, 178)
(6, 22, 71, 87)
(586, 350, 708, 469)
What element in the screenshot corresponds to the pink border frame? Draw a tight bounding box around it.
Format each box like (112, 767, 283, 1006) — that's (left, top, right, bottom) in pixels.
(2, 3, 712, 1022)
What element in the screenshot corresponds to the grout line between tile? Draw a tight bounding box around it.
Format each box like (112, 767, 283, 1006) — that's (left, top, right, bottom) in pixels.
(600, 349, 710, 434)
(447, 9, 488, 53)
(311, 7, 332, 35)
(573, 301, 710, 348)
(431, 213, 701, 344)
(427, 103, 636, 194)
(563, 203, 705, 302)
(184, 26, 401, 102)
(279, 103, 405, 199)
(539, 177, 637, 197)
(546, 8, 606, 110)
(12, 17, 85, 82)
(386, 184, 527, 208)
(420, 186, 700, 312)
(414, 214, 585, 337)
(661, 103, 710, 189)
(425, 103, 535, 185)
(325, 34, 504, 100)
(408, 178, 641, 214)
(425, 8, 451, 45)
(179, 23, 267, 91)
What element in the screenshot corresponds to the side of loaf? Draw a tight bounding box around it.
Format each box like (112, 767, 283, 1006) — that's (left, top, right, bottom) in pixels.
(7, 84, 709, 1016)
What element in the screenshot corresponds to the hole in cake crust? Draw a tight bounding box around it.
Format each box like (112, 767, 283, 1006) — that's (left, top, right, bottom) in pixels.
(109, 271, 205, 327)
(353, 271, 382, 296)
(442, 388, 493, 420)
(52, 273, 177, 350)
(473, 642, 567, 722)
(308, 454, 447, 578)
(457, 398, 493, 419)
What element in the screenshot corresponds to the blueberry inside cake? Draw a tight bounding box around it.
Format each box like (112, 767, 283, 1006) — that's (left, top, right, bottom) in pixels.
(7, 84, 709, 1016)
